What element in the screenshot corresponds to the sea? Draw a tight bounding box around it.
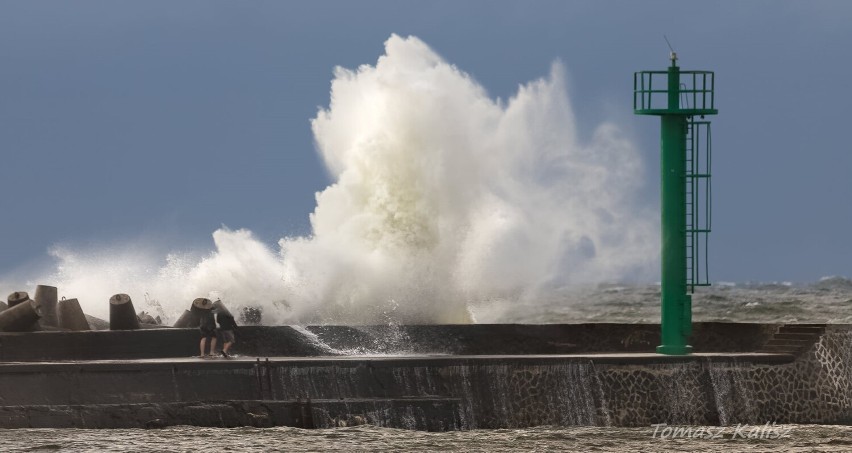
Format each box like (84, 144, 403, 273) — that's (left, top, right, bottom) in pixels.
(2, 424, 852, 452)
(2, 277, 850, 452)
(469, 276, 852, 325)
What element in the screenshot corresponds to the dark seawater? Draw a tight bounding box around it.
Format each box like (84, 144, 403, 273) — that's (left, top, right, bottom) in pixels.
(2, 425, 852, 452)
(4, 277, 851, 451)
(470, 276, 852, 324)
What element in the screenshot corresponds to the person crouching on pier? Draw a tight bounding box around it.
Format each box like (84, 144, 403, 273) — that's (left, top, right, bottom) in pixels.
(199, 305, 217, 358)
(216, 304, 238, 358)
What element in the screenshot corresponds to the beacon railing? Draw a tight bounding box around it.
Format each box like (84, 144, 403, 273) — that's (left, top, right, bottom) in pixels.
(633, 70, 716, 115)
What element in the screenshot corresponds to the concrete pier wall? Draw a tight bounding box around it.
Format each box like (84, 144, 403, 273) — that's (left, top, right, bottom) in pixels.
(0, 399, 462, 430)
(0, 324, 848, 429)
(0, 322, 778, 362)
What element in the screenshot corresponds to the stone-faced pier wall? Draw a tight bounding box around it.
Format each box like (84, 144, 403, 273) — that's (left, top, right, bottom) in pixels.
(0, 324, 848, 429)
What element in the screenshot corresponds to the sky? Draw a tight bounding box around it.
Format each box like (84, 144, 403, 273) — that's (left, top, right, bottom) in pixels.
(1, 0, 851, 284)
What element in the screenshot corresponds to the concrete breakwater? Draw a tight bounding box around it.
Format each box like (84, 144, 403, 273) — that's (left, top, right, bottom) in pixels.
(0, 323, 777, 361)
(0, 324, 849, 430)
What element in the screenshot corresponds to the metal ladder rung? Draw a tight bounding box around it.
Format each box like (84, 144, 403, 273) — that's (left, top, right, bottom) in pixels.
(685, 119, 712, 292)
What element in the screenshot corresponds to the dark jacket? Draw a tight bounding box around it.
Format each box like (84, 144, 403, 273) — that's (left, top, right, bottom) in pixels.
(216, 313, 238, 331)
(199, 310, 216, 332)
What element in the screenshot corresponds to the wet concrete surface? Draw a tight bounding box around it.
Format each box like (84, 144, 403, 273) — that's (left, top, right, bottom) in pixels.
(0, 323, 781, 362)
(0, 351, 795, 368)
(0, 323, 833, 429)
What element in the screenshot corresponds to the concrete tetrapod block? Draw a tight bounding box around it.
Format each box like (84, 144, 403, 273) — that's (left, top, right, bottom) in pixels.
(191, 298, 214, 311)
(85, 314, 110, 331)
(34, 285, 59, 328)
(0, 301, 7, 312)
(109, 294, 140, 330)
(191, 298, 214, 330)
(190, 298, 214, 326)
(57, 298, 90, 331)
(0, 298, 42, 332)
(137, 311, 158, 325)
(173, 309, 200, 328)
(6, 292, 41, 331)
(8, 291, 30, 308)
(212, 299, 234, 318)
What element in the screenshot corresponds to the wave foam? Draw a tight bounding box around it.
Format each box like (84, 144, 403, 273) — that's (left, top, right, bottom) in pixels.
(5, 35, 657, 324)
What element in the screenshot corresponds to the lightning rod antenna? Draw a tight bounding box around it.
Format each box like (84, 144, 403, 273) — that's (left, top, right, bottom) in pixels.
(664, 35, 677, 62)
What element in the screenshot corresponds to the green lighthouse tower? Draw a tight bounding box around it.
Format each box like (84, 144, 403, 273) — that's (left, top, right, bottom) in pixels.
(634, 52, 717, 355)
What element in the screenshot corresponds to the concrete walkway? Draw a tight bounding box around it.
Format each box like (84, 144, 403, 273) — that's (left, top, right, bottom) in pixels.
(0, 351, 794, 369)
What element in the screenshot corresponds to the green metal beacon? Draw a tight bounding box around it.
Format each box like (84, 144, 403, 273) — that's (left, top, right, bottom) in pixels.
(634, 51, 717, 355)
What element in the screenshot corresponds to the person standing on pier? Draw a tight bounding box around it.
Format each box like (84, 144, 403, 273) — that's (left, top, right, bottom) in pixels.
(214, 300, 238, 358)
(199, 304, 217, 358)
